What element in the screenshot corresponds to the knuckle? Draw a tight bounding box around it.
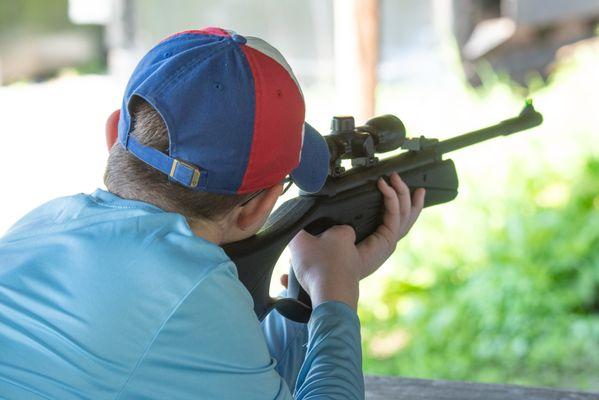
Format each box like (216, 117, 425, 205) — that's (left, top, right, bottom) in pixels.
(332, 224, 356, 240)
(340, 224, 356, 235)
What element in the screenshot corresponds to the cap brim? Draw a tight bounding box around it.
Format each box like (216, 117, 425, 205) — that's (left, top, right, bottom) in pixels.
(290, 122, 330, 193)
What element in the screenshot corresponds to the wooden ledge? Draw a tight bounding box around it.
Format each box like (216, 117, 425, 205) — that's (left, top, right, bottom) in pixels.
(365, 376, 598, 400)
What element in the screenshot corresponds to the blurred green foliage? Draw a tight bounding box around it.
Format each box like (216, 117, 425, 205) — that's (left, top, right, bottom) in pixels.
(360, 128, 599, 391)
(0, 0, 69, 32)
(359, 38, 599, 391)
(0, 0, 106, 81)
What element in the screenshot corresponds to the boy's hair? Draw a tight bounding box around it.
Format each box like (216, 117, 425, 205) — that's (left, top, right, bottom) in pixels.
(104, 99, 253, 221)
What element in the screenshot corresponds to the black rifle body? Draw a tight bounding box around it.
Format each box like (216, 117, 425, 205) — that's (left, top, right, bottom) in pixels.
(223, 104, 543, 323)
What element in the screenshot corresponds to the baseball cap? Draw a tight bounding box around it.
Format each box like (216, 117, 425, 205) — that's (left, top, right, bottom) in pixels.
(117, 27, 330, 195)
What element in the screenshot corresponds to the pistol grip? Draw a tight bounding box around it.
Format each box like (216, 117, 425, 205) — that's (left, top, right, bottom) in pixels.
(274, 268, 312, 323)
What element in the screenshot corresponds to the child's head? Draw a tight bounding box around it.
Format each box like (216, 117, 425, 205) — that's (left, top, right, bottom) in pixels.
(103, 27, 329, 242)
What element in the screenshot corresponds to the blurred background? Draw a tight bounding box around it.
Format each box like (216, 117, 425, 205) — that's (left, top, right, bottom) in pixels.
(1, 0, 598, 391)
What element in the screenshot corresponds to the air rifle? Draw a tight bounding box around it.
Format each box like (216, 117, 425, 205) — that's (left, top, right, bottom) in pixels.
(223, 101, 543, 323)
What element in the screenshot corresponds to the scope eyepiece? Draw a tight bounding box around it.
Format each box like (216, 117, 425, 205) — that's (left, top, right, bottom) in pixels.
(364, 115, 406, 153)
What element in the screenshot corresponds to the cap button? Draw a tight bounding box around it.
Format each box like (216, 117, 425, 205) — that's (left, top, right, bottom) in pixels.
(231, 34, 247, 45)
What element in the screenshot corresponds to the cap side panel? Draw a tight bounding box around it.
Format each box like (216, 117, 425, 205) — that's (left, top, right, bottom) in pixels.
(118, 34, 226, 147)
(244, 36, 303, 99)
(237, 46, 304, 193)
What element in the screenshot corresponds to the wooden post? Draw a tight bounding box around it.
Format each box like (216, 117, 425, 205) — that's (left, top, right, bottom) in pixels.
(333, 0, 379, 123)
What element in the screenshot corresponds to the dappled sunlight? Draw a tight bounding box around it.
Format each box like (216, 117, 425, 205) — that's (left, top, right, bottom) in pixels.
(534, 181, 571, 208)
(368, 328, 411, 359)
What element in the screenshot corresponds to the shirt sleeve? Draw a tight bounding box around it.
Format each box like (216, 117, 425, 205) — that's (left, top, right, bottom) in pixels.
(117, 261, 364, 400)
(261, 292, 309, 393)
(294, 301, 364, 399)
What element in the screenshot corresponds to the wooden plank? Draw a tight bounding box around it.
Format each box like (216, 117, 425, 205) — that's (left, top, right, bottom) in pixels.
(365, 376, 599, 400)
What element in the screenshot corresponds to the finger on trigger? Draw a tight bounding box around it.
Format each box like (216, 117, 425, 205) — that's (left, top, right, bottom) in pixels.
(392, 175, 411, 227)
(378, 177, 401, 235)
(378, 177, 399, 215)
(405, 188, 426, 233)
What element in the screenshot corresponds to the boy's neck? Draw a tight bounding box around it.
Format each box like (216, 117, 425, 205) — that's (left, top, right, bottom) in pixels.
(187, 218, 226, 245)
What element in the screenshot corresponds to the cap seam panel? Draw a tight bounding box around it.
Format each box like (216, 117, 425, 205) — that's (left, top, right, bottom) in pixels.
(237, 46, 261, 192)
(153, 42, 231, 97)
(152, 42, 233, 157)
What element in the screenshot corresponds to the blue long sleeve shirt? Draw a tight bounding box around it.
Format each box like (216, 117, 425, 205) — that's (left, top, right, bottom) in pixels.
(0, 189, 364, 399)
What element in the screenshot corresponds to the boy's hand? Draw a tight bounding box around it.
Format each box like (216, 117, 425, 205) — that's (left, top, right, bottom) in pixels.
(288, 173, 425, 310)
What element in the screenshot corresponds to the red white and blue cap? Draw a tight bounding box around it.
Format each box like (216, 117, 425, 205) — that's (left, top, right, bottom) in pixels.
(118, 27, 329, 194)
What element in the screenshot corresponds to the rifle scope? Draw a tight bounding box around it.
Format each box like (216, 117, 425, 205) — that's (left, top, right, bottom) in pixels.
(326, 114, 407, 175)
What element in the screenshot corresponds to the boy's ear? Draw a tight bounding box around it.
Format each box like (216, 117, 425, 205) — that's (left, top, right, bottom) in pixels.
(105, 109, 120, 151)
(236, 184, 283, 232)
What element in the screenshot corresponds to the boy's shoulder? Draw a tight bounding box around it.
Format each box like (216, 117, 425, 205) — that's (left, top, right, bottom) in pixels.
(0, 190, 254, 399)
(1, 188, 233, 280)
(3, 189, 173, 240)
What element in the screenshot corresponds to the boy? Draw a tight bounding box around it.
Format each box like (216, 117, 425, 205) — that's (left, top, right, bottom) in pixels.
(0, 28, 425, 399)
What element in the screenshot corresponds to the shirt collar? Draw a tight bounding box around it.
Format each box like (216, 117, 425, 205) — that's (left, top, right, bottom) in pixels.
(91, 188, 166, 213)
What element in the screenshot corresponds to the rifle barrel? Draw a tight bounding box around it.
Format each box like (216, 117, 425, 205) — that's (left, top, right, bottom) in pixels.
(434, 103, 543, 155)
